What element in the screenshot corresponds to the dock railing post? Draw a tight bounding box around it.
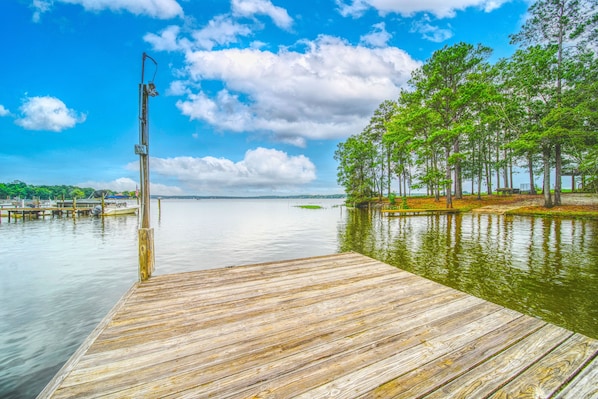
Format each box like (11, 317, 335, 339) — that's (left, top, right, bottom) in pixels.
(136, 52, 158, 282)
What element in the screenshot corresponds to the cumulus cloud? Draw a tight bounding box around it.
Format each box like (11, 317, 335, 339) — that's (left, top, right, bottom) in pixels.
(31, 0, 52, 23)
(411, 15, 453, 42)
(191, 15, 253, 50)
(144, 25, 184, 52)
(144, 0, 292, 52)
(144, 16, 253, 52)
(31, 0, 183, 21)
(126, 148, 316, 192)
(336, 0, 511, 19)
(15, 96, 86, 132)
(150, 182, 185, 196)
(78, 177, 138, 192)
(170, 35, 420, 146)
(78, 177, 183, 196)
(360, 22, 392, 47)
(231, 0, 293, 30)
(0, 105, 10, 117)
(143, 1, 420, 146)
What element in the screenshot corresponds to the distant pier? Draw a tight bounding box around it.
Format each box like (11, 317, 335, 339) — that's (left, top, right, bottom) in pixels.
(0, 206, 94, 222)
(38, 252, 598, 398)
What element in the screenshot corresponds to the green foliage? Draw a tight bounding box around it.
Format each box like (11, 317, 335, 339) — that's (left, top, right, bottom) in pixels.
(401, 196, 409, 210)
(334, 2, 598, 207)
(0, 181, 98, 200)
(335, 132, 380, 203)
(295, 205, 323, 209)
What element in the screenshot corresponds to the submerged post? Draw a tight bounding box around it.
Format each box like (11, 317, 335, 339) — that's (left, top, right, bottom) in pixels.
(136, 52, 158, 281)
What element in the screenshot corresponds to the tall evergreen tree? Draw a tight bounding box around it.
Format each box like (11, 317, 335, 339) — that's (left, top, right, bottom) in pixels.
(408, 42, 492, 208)
(511, 0, 598, 205)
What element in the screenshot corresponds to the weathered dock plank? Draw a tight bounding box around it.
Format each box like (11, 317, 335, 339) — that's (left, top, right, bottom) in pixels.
(38, 252, 598, 399)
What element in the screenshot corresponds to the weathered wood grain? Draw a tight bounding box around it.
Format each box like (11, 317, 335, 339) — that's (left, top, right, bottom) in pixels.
(555, 357, 598, 399)
(37, 252, 598, 399)
(490, 334, 598, 399)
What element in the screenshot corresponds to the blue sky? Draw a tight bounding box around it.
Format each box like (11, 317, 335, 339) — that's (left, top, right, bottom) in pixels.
(0, 0, 531, 196)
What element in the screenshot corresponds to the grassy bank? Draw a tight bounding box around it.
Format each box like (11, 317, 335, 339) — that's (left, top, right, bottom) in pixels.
(375, 193, 598, 219)
(506, 204, 598, 219)
(295, 204, 323, 209)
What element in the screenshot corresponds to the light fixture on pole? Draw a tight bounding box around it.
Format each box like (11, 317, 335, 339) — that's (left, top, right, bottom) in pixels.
(136, 52, 158, 281)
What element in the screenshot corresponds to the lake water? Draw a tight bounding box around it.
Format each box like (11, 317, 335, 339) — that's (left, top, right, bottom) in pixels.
(1, 198, 597, 398)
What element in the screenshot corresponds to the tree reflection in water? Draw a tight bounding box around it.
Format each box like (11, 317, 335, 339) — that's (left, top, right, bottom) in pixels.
(338, 209, 598, 339)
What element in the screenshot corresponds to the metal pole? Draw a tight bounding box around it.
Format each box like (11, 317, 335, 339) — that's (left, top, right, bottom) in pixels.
(140, 83, 150, 229)
(137, 52, 158, 281)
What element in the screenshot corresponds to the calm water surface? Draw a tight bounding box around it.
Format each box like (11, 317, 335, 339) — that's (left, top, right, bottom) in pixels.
(1, 199, 597, 398)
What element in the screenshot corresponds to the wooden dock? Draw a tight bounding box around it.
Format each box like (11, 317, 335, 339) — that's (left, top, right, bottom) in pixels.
(0, 206, 94, 222)
(38, 252, 598, 398)
(381, 208, 462, 216)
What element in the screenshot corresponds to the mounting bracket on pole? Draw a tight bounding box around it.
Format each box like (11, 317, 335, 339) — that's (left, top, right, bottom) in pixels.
(134, 144, 148, 155)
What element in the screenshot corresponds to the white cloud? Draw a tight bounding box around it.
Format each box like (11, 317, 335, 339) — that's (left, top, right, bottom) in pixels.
(15, 96, 86, 132)
(32, 0, 183, 21)
(0, 105, 10, 117)
(335, 0, 370, 18)
(31, 0, 52, 23)
(172, 35, 420, 145)
(411, 15, 453, 42)
(126, 148, 316, 192)
(144, 2, 293, 53)
(145, 17, 254, 52)
(143, 25, 184, 52)
(150, 182, 185, 196)
(191, 15, 253, 50)
(360, 22, 392, 47)
(78, 177, 138, 192)
(78, 177, 184, 195)
(336, 0, 511, 19)
(231, 0, 293, 30)
(166, 80, 191, 96)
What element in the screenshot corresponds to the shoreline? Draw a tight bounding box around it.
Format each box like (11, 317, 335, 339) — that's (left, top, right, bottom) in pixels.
(375, 193, 598, 219)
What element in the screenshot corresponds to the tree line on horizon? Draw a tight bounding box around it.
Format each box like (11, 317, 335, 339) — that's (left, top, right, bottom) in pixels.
(0, 181, 136, 201)
(335, 0, 598, 208)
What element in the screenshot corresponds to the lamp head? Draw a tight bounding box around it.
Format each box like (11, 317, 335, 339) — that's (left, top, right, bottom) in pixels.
(147, 82, 159, 97)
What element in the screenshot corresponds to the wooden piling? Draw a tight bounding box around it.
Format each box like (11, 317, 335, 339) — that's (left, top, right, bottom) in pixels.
(138, 227, 155, 281)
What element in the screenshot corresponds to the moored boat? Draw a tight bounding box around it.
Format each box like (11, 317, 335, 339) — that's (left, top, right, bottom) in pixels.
(91, 202, 139, 216)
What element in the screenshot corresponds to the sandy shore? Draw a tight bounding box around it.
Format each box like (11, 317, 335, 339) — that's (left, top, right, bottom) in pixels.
(473, 193, 598, 214)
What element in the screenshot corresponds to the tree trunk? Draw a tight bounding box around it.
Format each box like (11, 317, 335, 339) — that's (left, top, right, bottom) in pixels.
(446, 147, 453, 209)
(542, 146, 553, 208)
(554, 143, 562, 205)
(478, 155, 482, 200)
(509, 149, 514, 189)
(485, 153, 492, 195)
(527, 154, 537, 195)
(496, 131, 500, 191)
(454, 139, 462, 199)
(397, 173, 402, 197)
(503, 148, 509, 188)
(386, 145, 392, 198)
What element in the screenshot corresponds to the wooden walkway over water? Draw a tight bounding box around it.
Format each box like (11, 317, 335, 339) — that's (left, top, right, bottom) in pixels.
(38, 252, 598, 398)
(0, 206, 94, 221)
